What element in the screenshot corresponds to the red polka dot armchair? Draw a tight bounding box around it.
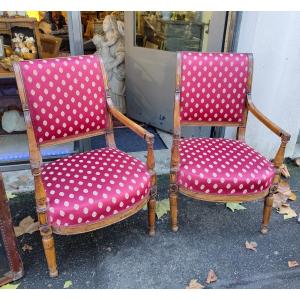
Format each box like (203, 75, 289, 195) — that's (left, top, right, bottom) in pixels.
(13, 55, 157, 277)
(169, 52, 290, 233)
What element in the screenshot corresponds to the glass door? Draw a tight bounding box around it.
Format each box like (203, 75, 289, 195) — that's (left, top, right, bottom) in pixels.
(125, 11, 228, 137)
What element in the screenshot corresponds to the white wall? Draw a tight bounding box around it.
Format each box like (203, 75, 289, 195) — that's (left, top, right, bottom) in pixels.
(225, 12, 300, 159)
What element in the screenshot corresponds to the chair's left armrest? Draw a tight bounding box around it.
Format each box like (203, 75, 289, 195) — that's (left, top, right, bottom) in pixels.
(107, 103, 155, 172)
(247, 94, 290, 168)
(247, 94, 291, 141)
(108, 104, 154, 143)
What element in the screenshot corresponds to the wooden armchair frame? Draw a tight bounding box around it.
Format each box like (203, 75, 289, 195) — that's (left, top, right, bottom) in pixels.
(169, 52, 290, 234)
(13, 56, 156, 277)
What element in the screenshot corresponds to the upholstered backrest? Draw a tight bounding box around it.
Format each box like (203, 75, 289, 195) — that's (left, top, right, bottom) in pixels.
(179, 52, 250, 123)
(17, 55, 107, 145)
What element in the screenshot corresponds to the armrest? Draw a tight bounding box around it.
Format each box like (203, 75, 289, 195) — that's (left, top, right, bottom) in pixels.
(247, 94, 290, 169)
(247, 94, 290, 141)
(107, 101, 156, 173)
(108, 104, 154, 143)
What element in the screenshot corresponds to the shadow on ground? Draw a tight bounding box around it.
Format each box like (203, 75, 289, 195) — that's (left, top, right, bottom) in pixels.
(8, 160, 300, 289)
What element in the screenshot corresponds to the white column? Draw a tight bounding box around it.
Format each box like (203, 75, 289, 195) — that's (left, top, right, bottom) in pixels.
(225, 12, 300, 159)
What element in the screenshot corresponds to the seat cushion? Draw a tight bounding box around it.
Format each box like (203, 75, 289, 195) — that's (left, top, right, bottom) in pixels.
(42, 147, 151, 228)
(178, 138, 275, 196)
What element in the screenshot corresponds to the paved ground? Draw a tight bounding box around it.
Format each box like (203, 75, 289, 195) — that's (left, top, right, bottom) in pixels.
(7, 159, 300, 289)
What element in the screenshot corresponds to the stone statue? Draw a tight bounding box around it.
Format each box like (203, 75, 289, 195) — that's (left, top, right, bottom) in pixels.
(93, 15, 126, 113)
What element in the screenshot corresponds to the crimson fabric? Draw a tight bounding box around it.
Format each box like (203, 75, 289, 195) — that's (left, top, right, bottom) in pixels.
(42, 148, 151, 228)
(18, 55, 107, 145)
(178, 138, 275, 196)
(180, 52, 249, 123)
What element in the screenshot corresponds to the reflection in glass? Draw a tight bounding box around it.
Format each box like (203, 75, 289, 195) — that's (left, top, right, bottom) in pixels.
(135, 11, 212, 52)
(81, 11, 124, 54)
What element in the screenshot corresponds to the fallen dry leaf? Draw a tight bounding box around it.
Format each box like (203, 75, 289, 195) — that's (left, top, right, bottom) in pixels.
(14, 216, 39, 237)
(14, 226, 24, 237)
(280, 164, 290, 178)
(5, 191, 17, 200)
(206, 269, 217, 284)
(277, 180, 297, 201)
(186, 279, 204, 289)
(0, 283, 20, 289)
(294, 158, 300, 167)
(22, 244, 33, 252)
(288, 261, 299, 268)
(277, 206, 297, 220)
(63, 280, 73, 288)
(226, 202, 246, 212)
(277, 180, 290, 194)
(272, 192, 288, 208)
(155, 198, 170, 219)
(245, 241, 257, 252)
(288, 192, 297, 201)
(143, 199, 170, 219)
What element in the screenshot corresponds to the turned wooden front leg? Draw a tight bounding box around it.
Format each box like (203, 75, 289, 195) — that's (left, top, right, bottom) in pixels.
(33, 168, 58, 277)
(261, 137, 289, 234)
(40, 226, 58, 277)
(261, 193, 274, 234)
(261, 172, 280, 234)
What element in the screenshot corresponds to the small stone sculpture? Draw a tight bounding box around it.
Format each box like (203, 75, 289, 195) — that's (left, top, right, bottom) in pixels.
(93, 15, 126, 113)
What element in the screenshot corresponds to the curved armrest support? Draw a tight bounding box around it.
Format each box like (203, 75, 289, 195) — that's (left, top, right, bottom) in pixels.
(107, 100, 155, 171)
(108, 102, 154, 143)
(247, 94, 290, 168)
(247, 94, 290, 141)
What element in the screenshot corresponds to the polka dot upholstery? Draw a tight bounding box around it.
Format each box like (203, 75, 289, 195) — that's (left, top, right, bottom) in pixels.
(178, 138, 275, 196)
(42, 148, 151, 228)
(18, 55, 107, 145)
(180, 52, 249, 123)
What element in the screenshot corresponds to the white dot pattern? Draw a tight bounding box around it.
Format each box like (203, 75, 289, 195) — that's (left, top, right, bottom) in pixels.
(19, 55, 107, 144)
(178, 138, 275, 195)
(42, 148, 151, 228)
(180, 52, 249, 123)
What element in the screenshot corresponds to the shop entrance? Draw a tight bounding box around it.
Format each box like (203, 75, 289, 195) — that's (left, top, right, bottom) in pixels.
(125, 11, 229, 137)
(0, 11, 236, 170)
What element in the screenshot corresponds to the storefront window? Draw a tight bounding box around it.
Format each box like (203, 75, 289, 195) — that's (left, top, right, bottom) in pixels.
(80, 11, 124, 55)
(0, 11, 125, 168)
(0, 11, 72, 167)
(135, 11, 212, 52)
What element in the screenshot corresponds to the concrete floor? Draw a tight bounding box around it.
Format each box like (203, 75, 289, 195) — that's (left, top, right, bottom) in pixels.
(6, 160, 300, 289)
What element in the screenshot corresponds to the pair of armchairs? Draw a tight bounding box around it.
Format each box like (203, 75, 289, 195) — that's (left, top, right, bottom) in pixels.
(14, 52, 289, 277)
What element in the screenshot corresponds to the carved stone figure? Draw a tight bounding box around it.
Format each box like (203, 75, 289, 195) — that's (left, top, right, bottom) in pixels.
(93, 15, 126, 113)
